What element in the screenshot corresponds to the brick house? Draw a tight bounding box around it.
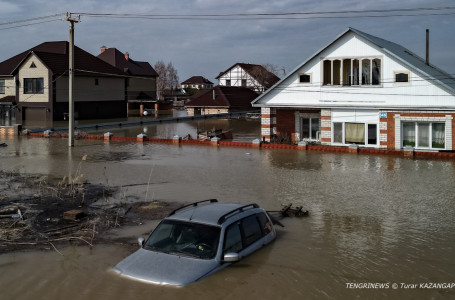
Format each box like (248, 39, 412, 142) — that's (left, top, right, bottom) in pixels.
(0, 41, 126, 123)
(252, 28, 455, 151)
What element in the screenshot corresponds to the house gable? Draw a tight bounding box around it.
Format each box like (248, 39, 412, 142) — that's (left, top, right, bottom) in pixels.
(18, 53, 51, 103)
(252, 28, 455, 110)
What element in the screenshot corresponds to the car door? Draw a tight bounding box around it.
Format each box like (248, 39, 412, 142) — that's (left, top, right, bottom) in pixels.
(223, 212, 272, 259)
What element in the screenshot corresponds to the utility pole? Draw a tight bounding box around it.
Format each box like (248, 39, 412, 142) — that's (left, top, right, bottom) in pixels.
(64, 13, 80, 147)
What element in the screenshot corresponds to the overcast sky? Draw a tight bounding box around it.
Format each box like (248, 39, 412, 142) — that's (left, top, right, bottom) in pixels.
(1, 0, 454, 83)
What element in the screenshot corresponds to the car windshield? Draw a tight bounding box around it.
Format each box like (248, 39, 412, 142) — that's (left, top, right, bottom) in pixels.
(144, 220, 220, 259)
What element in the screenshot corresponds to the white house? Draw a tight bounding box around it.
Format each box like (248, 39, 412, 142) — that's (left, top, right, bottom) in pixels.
(252, 28, 455, 151)
(217, 63, 280, 93)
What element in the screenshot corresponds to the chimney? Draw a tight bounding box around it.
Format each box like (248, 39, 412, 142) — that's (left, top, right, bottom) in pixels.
(125, 52, 129, 61)
(425, 29, 429, 65)
(100, 45, 107, 53)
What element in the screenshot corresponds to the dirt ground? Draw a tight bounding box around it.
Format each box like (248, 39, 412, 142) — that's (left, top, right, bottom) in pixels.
(0, 170, 181, 254)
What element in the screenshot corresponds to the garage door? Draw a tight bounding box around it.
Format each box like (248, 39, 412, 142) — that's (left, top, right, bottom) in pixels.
(24, 107, 46, 121)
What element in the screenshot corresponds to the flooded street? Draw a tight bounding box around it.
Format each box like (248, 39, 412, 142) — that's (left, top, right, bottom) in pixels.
(1, 133, 455, 299)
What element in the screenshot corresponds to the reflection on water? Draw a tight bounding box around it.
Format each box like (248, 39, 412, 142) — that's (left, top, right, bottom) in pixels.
(0, 137, 454, 299)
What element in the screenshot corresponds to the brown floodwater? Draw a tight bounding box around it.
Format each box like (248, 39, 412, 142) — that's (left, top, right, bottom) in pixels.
(1, 130, 455, 299)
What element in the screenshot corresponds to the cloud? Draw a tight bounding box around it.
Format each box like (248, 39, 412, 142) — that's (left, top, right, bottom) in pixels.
(0, 1, 22, 15)
(0, 0, 454, 82)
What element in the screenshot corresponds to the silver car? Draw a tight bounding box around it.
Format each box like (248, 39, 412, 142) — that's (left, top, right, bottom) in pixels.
(113, 199, 276, 286)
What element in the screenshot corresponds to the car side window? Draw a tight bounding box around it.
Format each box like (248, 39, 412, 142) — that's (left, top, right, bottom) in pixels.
(241, 215, 263, 247)
(224, 222, 243, 253)
(257, 212, 273, 235)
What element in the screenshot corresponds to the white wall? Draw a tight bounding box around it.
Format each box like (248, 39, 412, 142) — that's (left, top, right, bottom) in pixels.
(256, 32, 455, 109)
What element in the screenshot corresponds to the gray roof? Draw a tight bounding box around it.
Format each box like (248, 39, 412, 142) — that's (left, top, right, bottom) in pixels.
(253, 27, 455, 105)
(168, 202, 254, 225)
(349, 28, 455, 94)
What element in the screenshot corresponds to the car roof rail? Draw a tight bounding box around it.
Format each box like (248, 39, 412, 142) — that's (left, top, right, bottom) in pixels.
(217, 203, 259, 225)
(168, 199, 218, 216)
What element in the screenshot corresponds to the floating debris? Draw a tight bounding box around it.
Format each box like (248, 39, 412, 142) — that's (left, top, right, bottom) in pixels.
(266, 204, 309, 228)
(280, 204, 309, 217)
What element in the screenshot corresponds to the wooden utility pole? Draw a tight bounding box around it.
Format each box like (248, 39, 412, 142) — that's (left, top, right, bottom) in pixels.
(64, 13, 80, 147)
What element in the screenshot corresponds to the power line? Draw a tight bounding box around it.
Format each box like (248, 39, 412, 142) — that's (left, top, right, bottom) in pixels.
(0, 19, 61, 31)
(73, 6, 455, 18)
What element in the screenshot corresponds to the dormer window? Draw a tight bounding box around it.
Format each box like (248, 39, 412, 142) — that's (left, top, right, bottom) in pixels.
(322, 57, 381, 86)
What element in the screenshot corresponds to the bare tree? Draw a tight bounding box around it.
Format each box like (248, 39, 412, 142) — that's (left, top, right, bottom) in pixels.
(247, 64, 286, 92)
(154, 60, 180, 100)
(263, 63, 287, 78)
(166, 62, 179, 91)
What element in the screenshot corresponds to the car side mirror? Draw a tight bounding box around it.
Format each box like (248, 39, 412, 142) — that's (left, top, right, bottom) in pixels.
(223, 252, 240, 262)
(138, 237, 145, 247)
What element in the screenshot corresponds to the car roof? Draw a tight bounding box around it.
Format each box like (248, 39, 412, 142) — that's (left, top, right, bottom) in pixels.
(167, 202, 261, 226)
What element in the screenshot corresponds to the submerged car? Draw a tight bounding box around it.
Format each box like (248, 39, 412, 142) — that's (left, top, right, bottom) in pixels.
(113, 199, 276, 286)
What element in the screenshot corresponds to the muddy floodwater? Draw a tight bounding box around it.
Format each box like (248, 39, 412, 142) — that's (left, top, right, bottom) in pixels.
(1, 134, 455, 299)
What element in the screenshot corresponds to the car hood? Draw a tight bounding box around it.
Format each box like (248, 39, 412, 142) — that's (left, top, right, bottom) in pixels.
(113, 248, 220, 286)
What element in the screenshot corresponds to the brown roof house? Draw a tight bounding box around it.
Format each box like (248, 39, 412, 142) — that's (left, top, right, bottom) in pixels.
(0, 41, 126, 124)
(185, 86, 259, 116)
(216, 63, 280, 93)
(181, 76, 214, 90)
(97, 46, 158, 104)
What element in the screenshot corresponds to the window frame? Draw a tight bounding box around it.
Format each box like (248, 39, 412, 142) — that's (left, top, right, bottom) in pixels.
(323, 57, 382, 87)
(331, 122, 378, 146)
(23, 78, 44, 94)
(0, 79, 5, 94)
(394, 71, 410, 84)
(298, 73, 312, 84)
(401, 121, 445, 149)
(300, 117, 320, 140)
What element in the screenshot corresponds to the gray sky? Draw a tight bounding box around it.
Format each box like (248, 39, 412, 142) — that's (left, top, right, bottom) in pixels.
(1, 0, 454, 83)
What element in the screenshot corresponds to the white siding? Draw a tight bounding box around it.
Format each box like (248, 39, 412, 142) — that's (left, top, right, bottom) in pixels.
(257, 31, 455, 109)
(218, 65, 262, 92)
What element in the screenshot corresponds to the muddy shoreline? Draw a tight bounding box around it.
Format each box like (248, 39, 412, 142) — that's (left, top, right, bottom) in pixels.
(0, 170, 181, 254)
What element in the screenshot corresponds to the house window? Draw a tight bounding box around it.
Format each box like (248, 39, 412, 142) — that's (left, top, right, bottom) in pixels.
(301, 118, 320, 140)
(0, 79, 4, 94)
(333, 60, 341, 85)
(226, 80, 231, 86)
(402, 122, 445, 149)
(333, 122, 343, 143)
(241, 79, 247, 87)
(325, 57, 381, 86)
(323, 60, 331, 85)
(345, 123, 365, 144)
(24, 78, 44, 94)
(299, 73, 311, 83)
(395, 72, 409, 83)
(30, 62, 37, 68)
(95, 78, 99, 86)
(332, 122, 378, 145)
